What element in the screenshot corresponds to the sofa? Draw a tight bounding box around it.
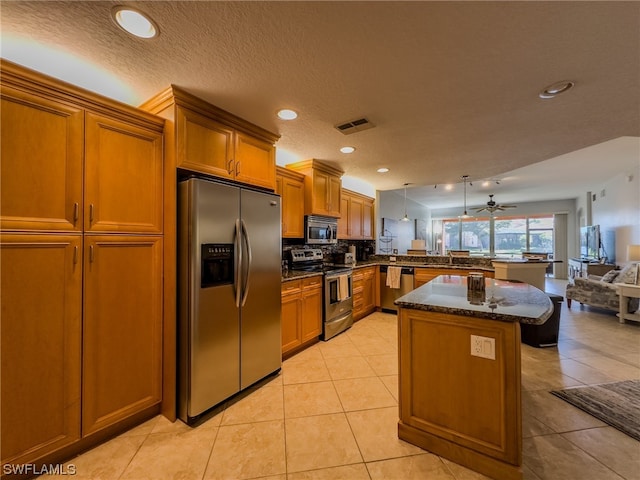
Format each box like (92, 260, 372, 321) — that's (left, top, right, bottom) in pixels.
(566, 263, 639, 313)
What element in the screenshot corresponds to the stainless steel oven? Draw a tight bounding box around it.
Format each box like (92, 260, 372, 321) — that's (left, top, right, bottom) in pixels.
(288, 248, 353, 340)
(323, 269, 353, 340)
(305, 215, 338, 245)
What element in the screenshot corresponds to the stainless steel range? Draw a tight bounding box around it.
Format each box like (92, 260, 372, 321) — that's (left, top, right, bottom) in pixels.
(289, 249, 353, 340)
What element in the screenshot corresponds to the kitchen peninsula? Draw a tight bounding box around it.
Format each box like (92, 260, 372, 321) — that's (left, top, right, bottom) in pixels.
(395, 275, 552, 480)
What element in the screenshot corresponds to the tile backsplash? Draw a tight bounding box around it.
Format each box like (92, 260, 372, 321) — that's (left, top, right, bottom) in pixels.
(282, 239, 375, 261)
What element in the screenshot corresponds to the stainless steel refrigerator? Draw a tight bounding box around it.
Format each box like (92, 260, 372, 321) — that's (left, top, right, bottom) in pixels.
(178, 177, 282, 424)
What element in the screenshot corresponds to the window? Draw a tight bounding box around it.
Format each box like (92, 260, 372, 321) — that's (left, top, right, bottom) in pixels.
(494, 217, 527, 256)
(436, 215, 554, 257)
(527, 216, 554, 253)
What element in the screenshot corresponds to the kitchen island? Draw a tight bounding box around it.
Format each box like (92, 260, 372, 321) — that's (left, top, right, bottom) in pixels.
(395, 275, 552, 480)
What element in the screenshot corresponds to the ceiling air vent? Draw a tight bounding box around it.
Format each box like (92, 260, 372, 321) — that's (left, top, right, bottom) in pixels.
(335, 117, 375, 135)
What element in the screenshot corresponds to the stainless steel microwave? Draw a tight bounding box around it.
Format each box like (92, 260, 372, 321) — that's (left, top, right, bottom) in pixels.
(305, 215, 338, 244)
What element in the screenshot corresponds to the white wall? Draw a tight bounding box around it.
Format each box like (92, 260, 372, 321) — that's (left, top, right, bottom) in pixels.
(376, 190, 431, 254)
(591, 165, 640, 265)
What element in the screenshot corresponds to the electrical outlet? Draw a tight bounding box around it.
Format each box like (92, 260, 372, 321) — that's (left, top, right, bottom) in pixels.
(470, 335, 495, 360)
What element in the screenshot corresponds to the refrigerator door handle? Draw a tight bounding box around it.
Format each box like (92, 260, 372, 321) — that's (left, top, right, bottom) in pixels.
(240, 218, 252, 307)
(235, 218, 242, 307)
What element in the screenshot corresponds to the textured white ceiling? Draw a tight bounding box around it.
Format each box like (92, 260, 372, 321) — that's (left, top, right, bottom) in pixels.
(2, 1, 639, 207)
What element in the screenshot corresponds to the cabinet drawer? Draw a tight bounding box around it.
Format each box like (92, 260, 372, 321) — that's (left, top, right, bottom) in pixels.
(282, 280, 302, 295)
(302, 276, 322, 290)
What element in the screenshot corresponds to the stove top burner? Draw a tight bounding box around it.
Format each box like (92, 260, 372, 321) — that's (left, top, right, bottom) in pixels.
(288, 248, 352, 276)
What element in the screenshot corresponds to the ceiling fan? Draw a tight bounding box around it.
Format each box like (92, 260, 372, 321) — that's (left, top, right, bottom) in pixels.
(474, 194, 517, 214)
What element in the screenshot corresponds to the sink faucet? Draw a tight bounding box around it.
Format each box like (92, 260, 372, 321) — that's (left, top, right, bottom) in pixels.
(448, 252, 453, 265)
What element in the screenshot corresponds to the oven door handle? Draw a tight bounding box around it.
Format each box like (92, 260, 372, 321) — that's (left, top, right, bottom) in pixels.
(240, 219, 252, 307)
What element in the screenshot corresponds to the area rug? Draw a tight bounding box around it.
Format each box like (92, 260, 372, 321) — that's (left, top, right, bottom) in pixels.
(550, 380, 640, 441)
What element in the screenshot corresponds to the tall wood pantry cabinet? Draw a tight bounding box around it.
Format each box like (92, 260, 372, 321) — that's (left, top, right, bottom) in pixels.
(0, 60, 165, 469)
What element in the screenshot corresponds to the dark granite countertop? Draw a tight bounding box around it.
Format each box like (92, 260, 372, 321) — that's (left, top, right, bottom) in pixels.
(349, 259, 494, 271)
(281, 270, 324, 283)
(395, 275, 553, 325)
(281, 260, 495, 282)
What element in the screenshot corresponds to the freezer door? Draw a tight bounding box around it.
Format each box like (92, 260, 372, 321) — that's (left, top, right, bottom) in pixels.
(178, 178, 241, 421)
(239, 189, 282, 389)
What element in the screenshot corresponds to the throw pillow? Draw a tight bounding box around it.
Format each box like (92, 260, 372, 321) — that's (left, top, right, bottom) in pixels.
(600, 270, 620, 283)
(617, 263, 639, 284)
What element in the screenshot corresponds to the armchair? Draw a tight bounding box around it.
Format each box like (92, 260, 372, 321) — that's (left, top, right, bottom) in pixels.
(566, 264, 639, 313)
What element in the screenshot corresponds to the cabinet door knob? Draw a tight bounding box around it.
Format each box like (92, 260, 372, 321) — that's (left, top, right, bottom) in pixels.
(73, 246, 78, 264)
(227, 159, 233, 174)
(235, 161, 240, 176)
(89, 204, 94, 223)
(89, 244, 94, 263)
(73, 203, 79, 223)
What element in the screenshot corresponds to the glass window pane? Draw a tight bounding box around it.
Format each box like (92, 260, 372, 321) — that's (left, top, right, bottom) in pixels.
(494, 217, 526, 256)
(443, 219, 459, 252)
(461, 218, 490, 256)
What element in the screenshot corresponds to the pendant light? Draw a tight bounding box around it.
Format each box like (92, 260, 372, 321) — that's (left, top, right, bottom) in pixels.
(459, 175, 471, 219)
(400, 183, 411, 222)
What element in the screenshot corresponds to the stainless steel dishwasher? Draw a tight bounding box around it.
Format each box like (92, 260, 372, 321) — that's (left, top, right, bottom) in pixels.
(379, 265, 414, 312)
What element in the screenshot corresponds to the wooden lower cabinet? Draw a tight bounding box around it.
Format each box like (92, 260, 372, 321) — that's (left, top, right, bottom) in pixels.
(82, 236, 163, 435)
(281, 281, 303, 353)
(414, 268, 494, 288)
(0, 234, 82, 466)
(353, 266, 376, 320)
(281, 276, 323, 355)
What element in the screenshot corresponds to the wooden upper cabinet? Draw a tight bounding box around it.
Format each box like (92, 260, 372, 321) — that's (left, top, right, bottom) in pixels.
(338, 196, 349, 237)
(82, 235, 163, 436)
(0, 86, 84, 232)
(363, 199, 374, 239)
(286, 159, 343, 218)
(338, 189, 375, 240)
(235, 132, 276, 190)
(327, 175, 342, 218)
(276, 166, 305, 238)
(141, 86, 279, 191)
(85, 113, 163, 234)
(349, 196, 364, 239)
(175, 106, 234, 179)
(0, 234, 82, 465)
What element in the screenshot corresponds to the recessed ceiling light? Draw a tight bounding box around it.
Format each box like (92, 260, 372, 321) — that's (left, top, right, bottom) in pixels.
(377, 167, 389, 173)
(277, 109, 298, 120)
(112, 6, 158, 39)
(445, 184, 453, 191)
(539, 80, 575, 99)
(340, 146, 355, 154)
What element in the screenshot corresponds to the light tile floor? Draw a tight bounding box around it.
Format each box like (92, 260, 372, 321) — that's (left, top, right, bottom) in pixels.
(51, 279, 639, 480)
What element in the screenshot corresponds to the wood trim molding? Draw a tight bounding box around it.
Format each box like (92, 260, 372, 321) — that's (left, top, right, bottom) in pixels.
(140, 85, 280, 145)
(0, 59, 164, 132)
(286, 158, 344, 177)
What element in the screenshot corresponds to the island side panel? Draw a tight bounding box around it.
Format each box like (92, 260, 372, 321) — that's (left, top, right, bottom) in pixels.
(398, 308, 522, 480)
